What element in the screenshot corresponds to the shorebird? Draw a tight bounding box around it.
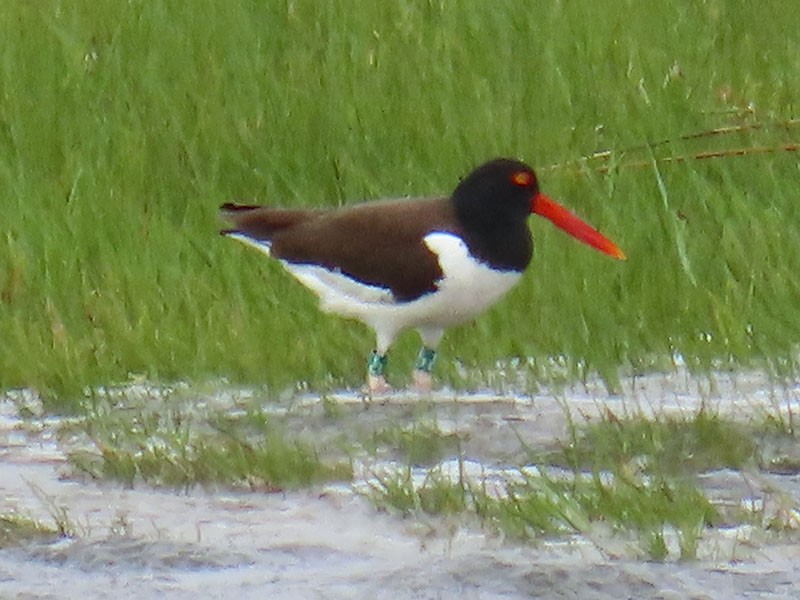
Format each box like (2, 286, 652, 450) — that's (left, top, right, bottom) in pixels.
(220, 158, 625, 393)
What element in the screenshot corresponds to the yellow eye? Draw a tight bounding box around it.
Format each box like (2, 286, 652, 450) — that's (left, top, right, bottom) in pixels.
(511, 171, 533, 187)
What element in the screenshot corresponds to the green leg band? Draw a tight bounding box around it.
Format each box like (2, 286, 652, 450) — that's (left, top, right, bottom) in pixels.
(414, 346, 437, 373)
(368, 351, 388, 377)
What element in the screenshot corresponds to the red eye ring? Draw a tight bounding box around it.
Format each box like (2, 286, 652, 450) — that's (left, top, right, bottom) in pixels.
(511, 171, 533, 187)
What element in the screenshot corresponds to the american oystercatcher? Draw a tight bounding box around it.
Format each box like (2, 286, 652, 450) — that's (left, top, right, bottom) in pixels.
(220, 158, 625, 394)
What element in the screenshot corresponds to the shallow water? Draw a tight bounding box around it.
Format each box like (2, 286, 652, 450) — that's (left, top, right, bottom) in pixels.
(2, 370, 800, 599)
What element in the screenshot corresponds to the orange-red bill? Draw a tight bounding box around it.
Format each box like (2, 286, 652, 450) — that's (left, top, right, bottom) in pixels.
(531, 194, 626, 260)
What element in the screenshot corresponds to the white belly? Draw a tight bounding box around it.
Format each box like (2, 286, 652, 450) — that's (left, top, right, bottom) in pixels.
(226, 231, 522, 348)
(286, 232, 521, 333)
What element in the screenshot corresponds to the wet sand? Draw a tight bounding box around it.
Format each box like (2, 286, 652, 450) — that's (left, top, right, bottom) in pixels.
(2, 370, 799, 599)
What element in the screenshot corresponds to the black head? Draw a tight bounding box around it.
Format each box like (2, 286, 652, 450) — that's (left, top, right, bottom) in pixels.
(450, 158, 540, 270)
(450, 158, 627, 268)
(452, 158, 540, 226)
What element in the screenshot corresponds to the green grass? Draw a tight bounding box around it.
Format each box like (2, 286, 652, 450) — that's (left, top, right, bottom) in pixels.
(2, 2, 800, 408)
(555, 408, 759, 475)
(0, 513, 64, 548)
(58, 391, 799, 560)
(550, 406, 800, 476)
(368, 408, 799, 560)
(368, 420, 464, 465)
(70, 399, 353, 490)
(0, 485, 76, 547)
(370, 467, 471, 517)
(370, 464, 719, 561)
(489, 469, 718, 560)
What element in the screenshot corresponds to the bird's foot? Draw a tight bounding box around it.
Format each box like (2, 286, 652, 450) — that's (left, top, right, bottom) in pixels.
(410, 346, 436, 393)
(365, 374, 392, 396)
(410, 369, 434, 393)
(365, 351, 391, 396)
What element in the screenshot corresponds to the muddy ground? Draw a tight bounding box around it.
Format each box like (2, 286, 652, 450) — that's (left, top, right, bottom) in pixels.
(2, 370, 799, 599)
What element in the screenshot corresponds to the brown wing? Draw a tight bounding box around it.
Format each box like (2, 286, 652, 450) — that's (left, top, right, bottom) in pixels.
(223, 198, 461, 302)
